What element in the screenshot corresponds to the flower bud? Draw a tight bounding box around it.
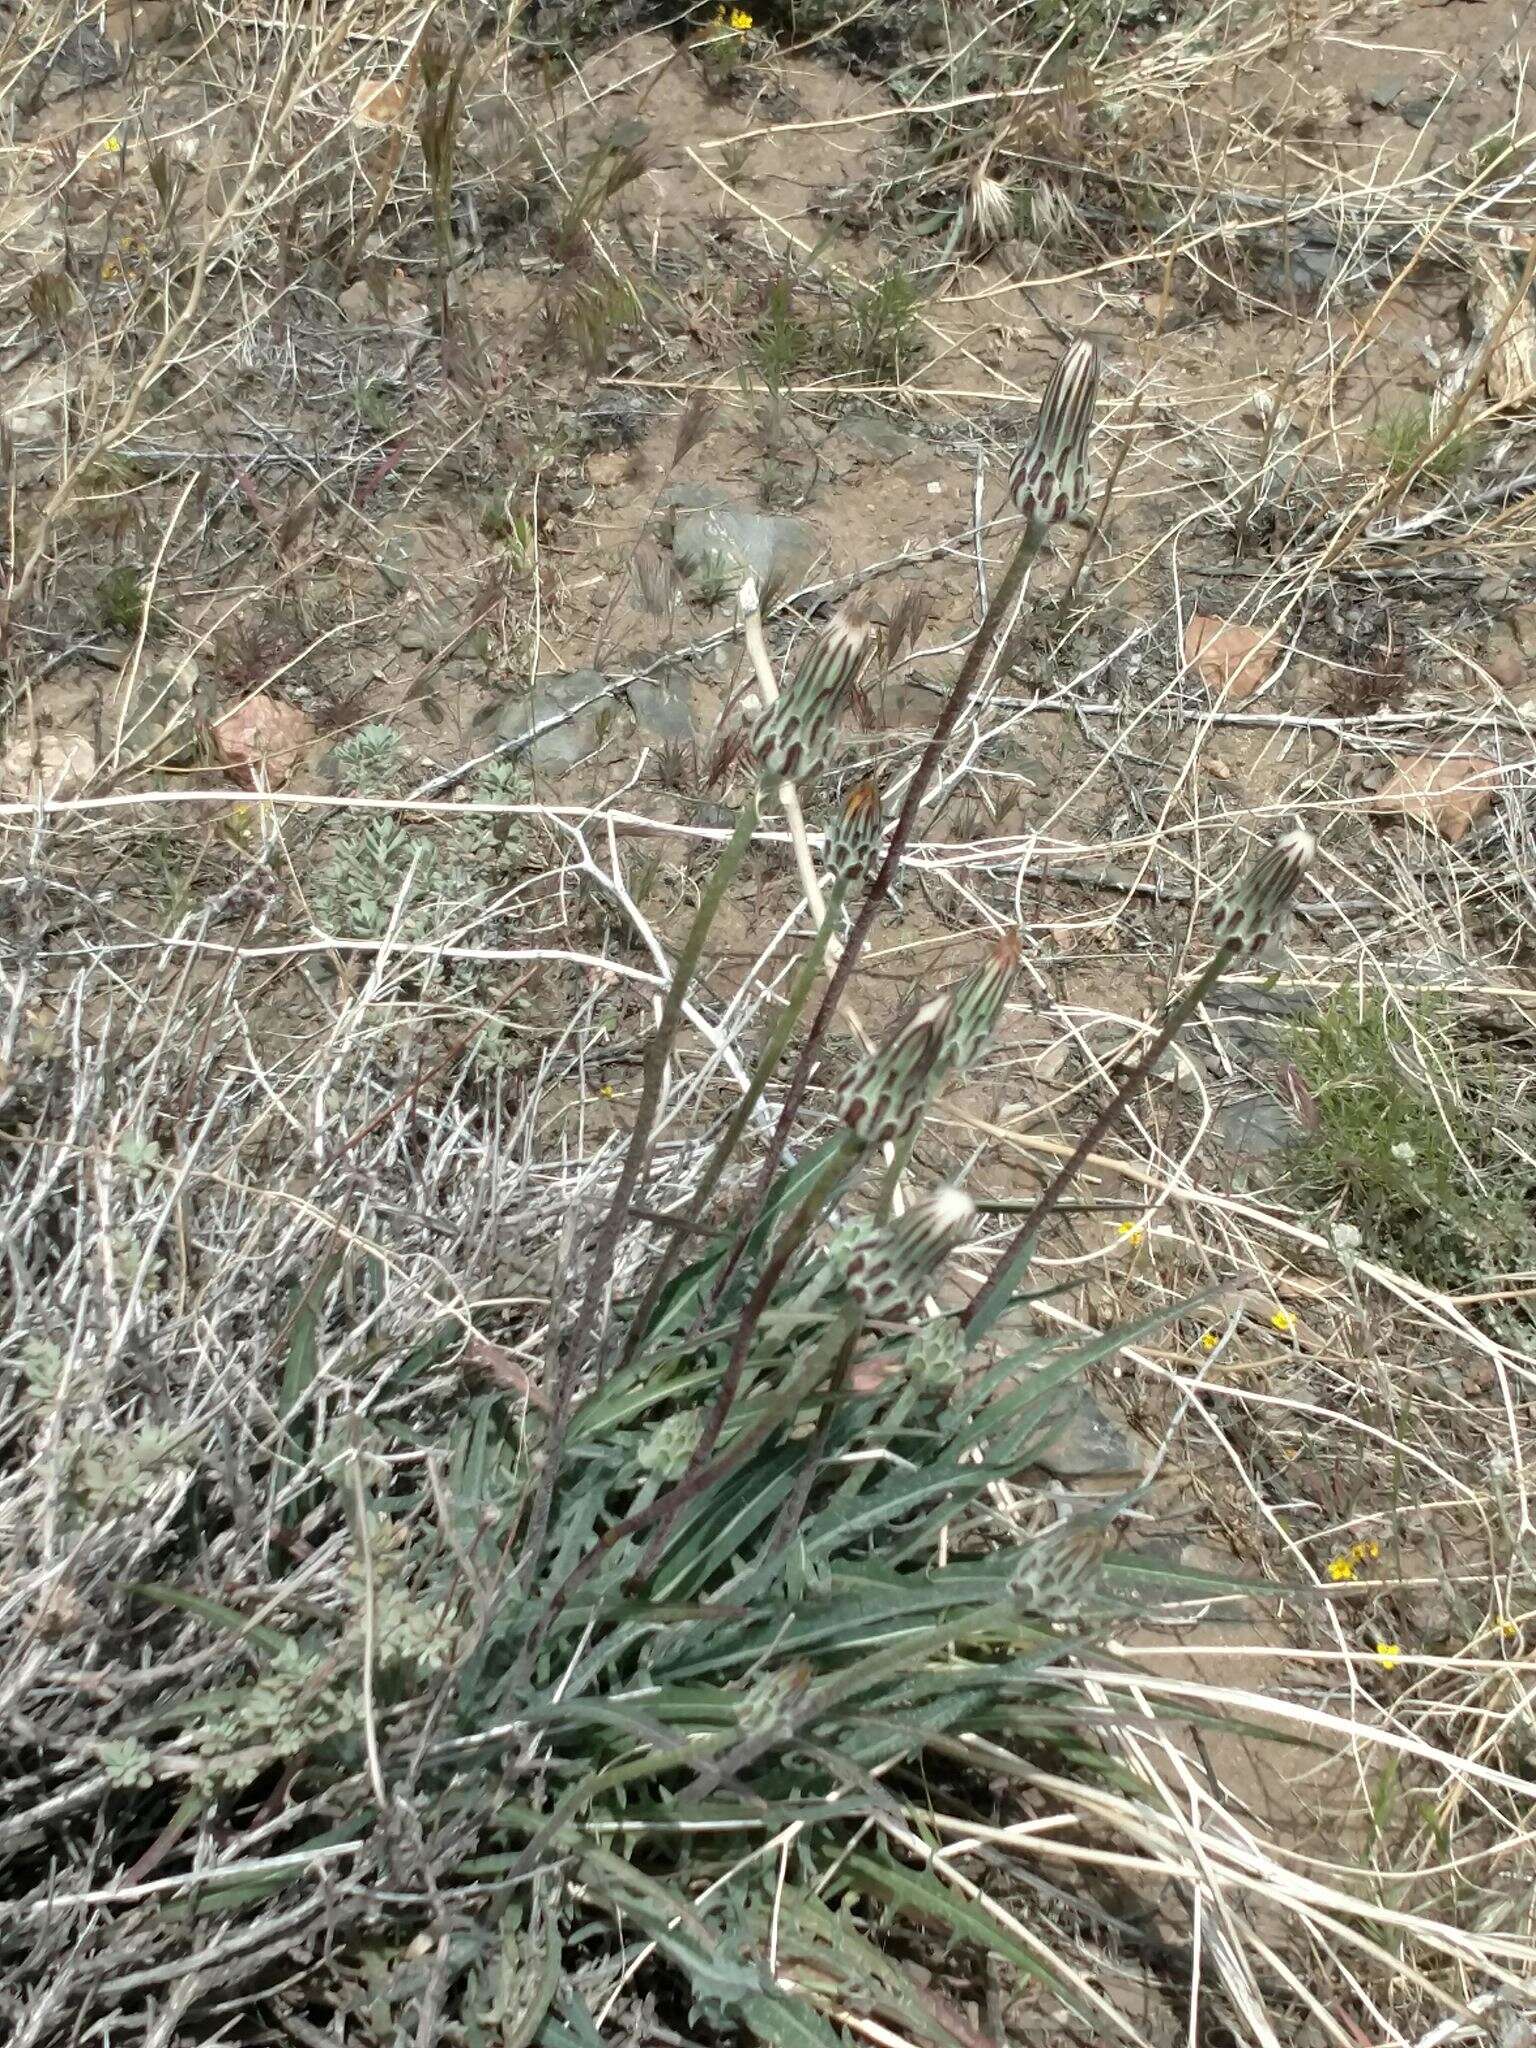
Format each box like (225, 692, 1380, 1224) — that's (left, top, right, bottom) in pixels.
(752, 604, 876, 783)
(1007, 338, 1098, 534)
(1210, 827, 1315, 955)
(823, 778, 883, 895)
(845, 1187, 976, 1323)
(940, 929, 1021, 1076)
(838, 993, 951, 1148)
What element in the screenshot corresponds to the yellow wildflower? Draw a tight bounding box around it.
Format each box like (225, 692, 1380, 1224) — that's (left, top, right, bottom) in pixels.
(598, 1083, 616, 1100)
(103, 134, 122, 153)
(1497, 1618, 1519, 1641)
(1269, 1307, 1294, 1333)
(1199, 1331, 1218, 1352)
(1117, 1222, 1143, 1247)
(1375, 1641, 1401, 1671)
(730, 6, 753, 26)
(1327, 1555, 1354, 1582)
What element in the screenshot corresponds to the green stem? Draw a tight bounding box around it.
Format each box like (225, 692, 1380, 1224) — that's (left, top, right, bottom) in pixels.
(962, 940, 1238, 1340)
(710, 521, 1046, 1310)
(521, 788, 762, 1587)
(617, 876, 850, 1372)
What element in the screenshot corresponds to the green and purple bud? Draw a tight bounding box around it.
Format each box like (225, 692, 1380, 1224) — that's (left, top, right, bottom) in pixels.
(845, 1187, 976, 1324)
(838, 992, 952, 1148)
(823, 777, 884, 896)
(940, 929, 1022, 1076)
(752, 604, 876, 783)
(1210, 826, 1316, 955)
(1008, 338, 1098, 535)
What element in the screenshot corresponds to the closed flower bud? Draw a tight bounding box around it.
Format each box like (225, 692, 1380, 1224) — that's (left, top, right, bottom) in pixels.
(941, 929, 1021, 1076)
(752, 604, 876, 783)
(845, 1188, 976, 1323)
(1008, 338, 1098, 534)
(823, 778, 883, 895)
(838, 993, 951, 1148)
(1210, 827, 1316, 955)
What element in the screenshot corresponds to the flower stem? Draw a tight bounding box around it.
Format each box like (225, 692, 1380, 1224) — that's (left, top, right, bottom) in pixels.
(962, 939, 1238, 1340)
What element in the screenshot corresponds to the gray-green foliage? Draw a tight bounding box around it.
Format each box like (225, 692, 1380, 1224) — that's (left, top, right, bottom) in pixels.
(315, 734, 528, 961)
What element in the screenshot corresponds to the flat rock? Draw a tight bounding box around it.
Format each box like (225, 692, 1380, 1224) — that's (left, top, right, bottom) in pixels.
(627, 671, 694, 742)
(1032, 1388, 1144, 1482)
(667, 494, 820, 594)
(837, 414, 918, 460)
(0, 729, 95, 800)
(1372, 751, 1500, 842)
(1183, 613, 1280, 701)
(494, 671, 612, 770)
(213, 694, 315, 789)
(1214, 1092, 1296, 1159)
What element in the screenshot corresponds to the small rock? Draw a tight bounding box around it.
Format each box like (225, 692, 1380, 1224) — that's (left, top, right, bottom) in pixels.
(1214, 1092, 1296, 1159)
(1398, 98, 1439, 129)
(212, 694, 315, 789)
(837, 414, 918, 460)
(1367, 77, 1407, 110)
(668, 496, 820, 594)
(1483, 623, 1523, 691)
(627, 671, 694, 742)
(586, 450, 631, 489)
(1372, 751, 1500, 842)
(1183, 614, 1280, 701)
(2, 366, 68, 445)
(494, 671, 612, 771)
(1032, 1388, 1143, 1482)
(0, 730, 95, 800)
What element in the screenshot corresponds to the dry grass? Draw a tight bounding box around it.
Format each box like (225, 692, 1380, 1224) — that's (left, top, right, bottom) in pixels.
(3, 0, 1535, 2043)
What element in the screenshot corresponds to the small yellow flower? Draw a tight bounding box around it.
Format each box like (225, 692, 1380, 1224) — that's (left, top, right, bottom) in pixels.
(103, 134, 122, 153)
(1327, 1555, 1355, 1582)
(598, 1083, 616, 1100)
(1269, 1307, 1294, 1333)
(1117, 1222, 1143, 1247)
(730, 6, 753, 26)
(1199, 1331, 1218, 1352)
(1375, 1641, 1401, 1671)
(1497, 1618, 1519, 1641)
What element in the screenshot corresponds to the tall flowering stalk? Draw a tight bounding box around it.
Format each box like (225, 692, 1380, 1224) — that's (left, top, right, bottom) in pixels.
(964, 825, 1316, 1337)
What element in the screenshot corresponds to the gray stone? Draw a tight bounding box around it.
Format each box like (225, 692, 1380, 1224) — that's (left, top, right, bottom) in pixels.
(1214, 1092, 1296, 1159)
(1398, 98, 1439, 130)
(1032, 1388, 1143, 1481)
(1367, 77, 1407, 110)
(627, 671, 694, 741)
(838, 414, 917, 460)
(493, 670, 613, 770)
(669, 498, 820, 593)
